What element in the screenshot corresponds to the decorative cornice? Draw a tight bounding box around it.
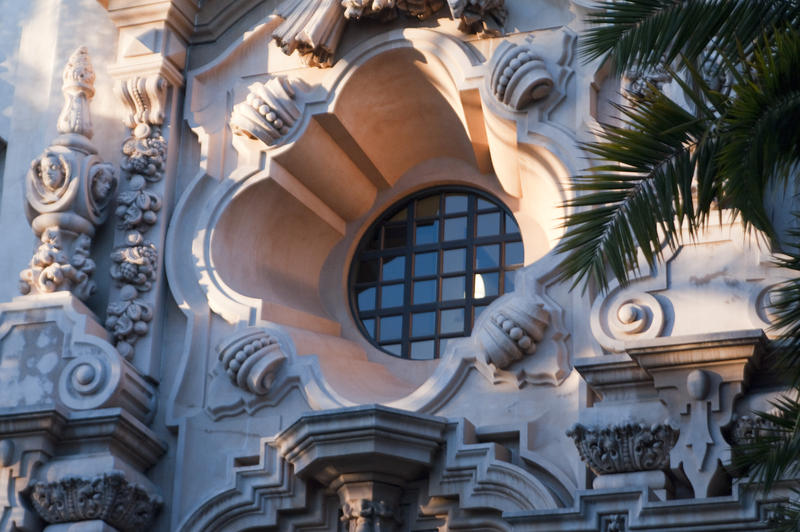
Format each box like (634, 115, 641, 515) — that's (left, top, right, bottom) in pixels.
(567, 423, 678, 475)
(30, 472, 162, 532)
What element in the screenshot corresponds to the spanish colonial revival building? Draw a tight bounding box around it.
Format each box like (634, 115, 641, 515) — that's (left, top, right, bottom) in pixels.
(0, 1, 791, 530)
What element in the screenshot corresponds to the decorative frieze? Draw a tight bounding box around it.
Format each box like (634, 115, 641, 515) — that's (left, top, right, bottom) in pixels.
(272, 0, 505, 67)
(30, 472, 162, 532)
(216, 328, 287, 395)
(19, 47, 117, 301)
(566, 423, 678, 475)
(230, 77, 303, 148)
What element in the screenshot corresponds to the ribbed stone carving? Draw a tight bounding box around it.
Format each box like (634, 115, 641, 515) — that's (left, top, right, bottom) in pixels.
(217, 328, 287, 395)
(566, 423, 678, 475)
(30, 472, 162, 532)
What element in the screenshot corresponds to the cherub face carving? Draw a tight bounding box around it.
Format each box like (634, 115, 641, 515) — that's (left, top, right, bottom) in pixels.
(40, 155, 65, 190)
(91, 165, 114, 203)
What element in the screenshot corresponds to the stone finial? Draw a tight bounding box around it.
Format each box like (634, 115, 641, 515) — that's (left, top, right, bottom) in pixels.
(30, 472, 162, 532)
(566, 423, 678, 475)
(57, 46, 96, 138)
(489, 42, 554, 110)
(20, 46, 117, 300)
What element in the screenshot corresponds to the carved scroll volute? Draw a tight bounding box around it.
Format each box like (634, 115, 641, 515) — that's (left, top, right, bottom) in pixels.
(20, 47, 117, 301)
(115, 76, 167, 128)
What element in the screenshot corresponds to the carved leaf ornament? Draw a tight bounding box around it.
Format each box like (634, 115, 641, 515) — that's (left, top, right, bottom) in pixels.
(567, 423, 678, 475)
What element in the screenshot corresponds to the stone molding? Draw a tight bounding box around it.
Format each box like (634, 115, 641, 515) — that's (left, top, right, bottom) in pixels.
(30, 472, 162, 532)
(20, 47, 117, 301)
(566, 423, 678, 475)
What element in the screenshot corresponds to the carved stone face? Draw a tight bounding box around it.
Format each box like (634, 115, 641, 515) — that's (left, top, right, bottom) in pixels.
(91, 167, 113, 202)
(40, 155, 65, 190)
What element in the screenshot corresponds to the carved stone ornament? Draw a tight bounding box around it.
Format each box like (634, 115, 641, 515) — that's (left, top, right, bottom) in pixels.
(272, 0, 504, 67)
(475, 295, 550, 369)
(216, 328, 287, 395)
(106, 284, 154, 360)
(566, 423, 678, 475)
(230, 77, 302, 148)
(489, 41, 554, 110)
(30, 472, 162, 532)
(107, 74, 168, 359)
(20, 47, 117, 300)
(341, 498, 401, 532)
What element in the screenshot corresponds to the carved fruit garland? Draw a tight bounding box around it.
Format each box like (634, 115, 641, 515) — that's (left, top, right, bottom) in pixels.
(106, 76, 167, 360)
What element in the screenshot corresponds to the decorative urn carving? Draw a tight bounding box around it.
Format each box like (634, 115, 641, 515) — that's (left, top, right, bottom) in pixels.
(20, 47, 117, 300)
(30, 472, 162, 532)
(566, 423, 678, 475)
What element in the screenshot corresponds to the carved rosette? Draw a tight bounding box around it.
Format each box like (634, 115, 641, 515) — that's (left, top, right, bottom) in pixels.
(475, 295, 550, 369)
(272, 0, 504, 67)
(566, 423, 678, 475)
(106, 75, 167, 359)
(230, 77, 302, 148)
(216, 328, 287, 395)
(20, 47, 117, 300)
(341, 498, 401, 532)
(30, 472, 162, 532)
(489, 42, 553, 110)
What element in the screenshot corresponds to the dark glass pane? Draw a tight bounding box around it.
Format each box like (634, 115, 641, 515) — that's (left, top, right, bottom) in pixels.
(442, 276, 465, 300)
(381, 284, 404, 308)
(444, 216, 467, 241)
(411, 312, 436, 337)
(382, 255, 405, 281)
(477, 198, 494, 210)
(357, 286, 376, 311)
(414, 252, 437, 277)
(474, 305, 487, 320)
(411, 340, 435, 360)
(365, 229, 381, 250)
(356, 259, 379, 283)
(477, 212, 501, 237)
(416, 195, 440, 218)
(439, 338, 450, 355)
(445, 194, 468, 213)
(505, 213, 520, 234)
(382, 343, 402, 356)
(384, 224, 407, 248)
(505, 241, 524, 266)
(413, 279, 437, 304)
(440, 308, 464, 335)
(474, 272, 498, 299)
(443, 248, 466, 273)
(380, 315, 403, 341)
(362, 318, 375, 337)
(389, 208, 407, 222)
(415, 220, 439, 244)
(476, 244, 500, 270)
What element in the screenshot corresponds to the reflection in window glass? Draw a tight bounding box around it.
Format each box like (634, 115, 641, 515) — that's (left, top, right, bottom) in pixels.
(351, 187, 523, 358)
(414, 252, 438, 277)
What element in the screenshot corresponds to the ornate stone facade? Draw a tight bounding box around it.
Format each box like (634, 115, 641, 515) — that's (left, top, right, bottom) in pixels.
(0, 1, 793, 531)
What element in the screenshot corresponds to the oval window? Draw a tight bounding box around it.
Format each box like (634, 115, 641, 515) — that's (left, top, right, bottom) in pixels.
(350, 187, 523, 359)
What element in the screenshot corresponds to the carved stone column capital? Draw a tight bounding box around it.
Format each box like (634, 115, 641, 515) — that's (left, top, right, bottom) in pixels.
(30, 472, 162, 532)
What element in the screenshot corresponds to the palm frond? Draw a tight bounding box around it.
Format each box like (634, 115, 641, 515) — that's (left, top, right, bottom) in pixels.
(555, 87, 711, 291)
(719, 29, 800, 236)
(581, 0, 800, 75)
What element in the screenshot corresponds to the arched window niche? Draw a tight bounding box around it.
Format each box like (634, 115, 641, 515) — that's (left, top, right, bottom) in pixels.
(182, 29, 573, 405)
